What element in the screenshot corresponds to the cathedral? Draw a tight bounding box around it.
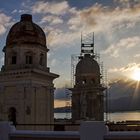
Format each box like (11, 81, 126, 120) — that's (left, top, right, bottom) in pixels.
(0, 13, 106, 131)
(0, 14, 58, 130)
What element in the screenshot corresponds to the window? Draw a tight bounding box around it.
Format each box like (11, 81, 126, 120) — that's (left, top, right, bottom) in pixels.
(91, 79, 95, 84)
(39, 53, 44, 66)
(82, 79, 86, 84)
(25, 51, 33, 64)
(8, 107, 17, 126)
(26, 55, 32, 64)
(11, 56, 17, 64)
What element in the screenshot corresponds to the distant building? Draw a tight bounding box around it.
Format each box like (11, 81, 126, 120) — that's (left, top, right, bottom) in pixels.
(71, 33, 105, 122)
(0, 14, 59, 130)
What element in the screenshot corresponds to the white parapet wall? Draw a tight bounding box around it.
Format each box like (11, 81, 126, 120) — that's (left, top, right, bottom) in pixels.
(0, 121, 15, 140)
(2, 121, 140, 140)
(80, 121, 108, 140)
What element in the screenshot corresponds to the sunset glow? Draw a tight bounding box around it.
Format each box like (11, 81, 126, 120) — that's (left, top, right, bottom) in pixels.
(132, 68, 140, 81)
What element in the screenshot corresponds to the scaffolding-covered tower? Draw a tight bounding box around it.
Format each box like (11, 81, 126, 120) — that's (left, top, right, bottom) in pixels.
(71, 33, 106, 122)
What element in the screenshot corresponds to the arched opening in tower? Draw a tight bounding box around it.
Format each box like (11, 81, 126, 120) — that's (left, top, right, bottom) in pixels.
(8, 107, 17, 126)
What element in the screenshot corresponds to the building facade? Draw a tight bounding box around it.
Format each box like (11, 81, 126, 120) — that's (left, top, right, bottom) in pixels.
(0, 14, 58, 130)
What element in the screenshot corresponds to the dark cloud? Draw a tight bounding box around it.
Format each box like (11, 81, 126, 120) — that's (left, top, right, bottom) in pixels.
(54, 88, 71, 101)
(107, 79, 140, 111)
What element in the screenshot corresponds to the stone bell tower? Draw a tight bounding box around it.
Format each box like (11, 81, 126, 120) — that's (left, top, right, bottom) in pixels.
(72, 33, 105, 122)
(0, 14, 59, 130)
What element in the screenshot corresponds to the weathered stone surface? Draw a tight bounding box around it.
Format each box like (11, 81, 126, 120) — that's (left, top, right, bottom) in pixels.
(6, 14, 46, 47)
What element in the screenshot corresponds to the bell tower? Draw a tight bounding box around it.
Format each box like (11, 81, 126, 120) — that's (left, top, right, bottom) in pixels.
(72, 33, 105, 122)
(0, 14, 59, 130)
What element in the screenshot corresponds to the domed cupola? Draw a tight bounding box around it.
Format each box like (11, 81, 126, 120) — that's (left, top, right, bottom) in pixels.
(2, 14, 48, 71)
(75, 54, 100, 86)
(76, 54, 100, 76)
(6, 14, 46, 46)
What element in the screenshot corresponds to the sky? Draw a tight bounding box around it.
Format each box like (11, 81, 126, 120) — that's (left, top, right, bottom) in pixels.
(0, 0, 140, 91)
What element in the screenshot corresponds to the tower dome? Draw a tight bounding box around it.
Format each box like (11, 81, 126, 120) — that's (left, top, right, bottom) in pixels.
(75, 54, 100, 85)
(6, 14, 46, 46)
(76, 54, 100, 76)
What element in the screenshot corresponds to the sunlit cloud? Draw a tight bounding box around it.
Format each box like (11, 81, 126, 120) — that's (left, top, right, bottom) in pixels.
(68, 3, 140, 33)
(32, 1, 69, 15)
(54, 100, 66, 108)
(44, 25, 80, 48)
(108, 63, 140, 82)
(134, 54, 140, 58)
(48, 31, 80, 47)
(109, 63, 140, 73)
(40, 15, 63, 25)
(43, 2, 140, 49)
(29, 1, 140, 51)
(102, 36, 140, 57)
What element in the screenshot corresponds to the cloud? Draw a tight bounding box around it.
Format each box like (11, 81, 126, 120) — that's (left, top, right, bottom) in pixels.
(11, 9, 18, 14)
(102, 36, 140, 57)
(49, 58, 60, 67)
(44, 25, 80, 48)
(0, 13, 12, 35)
(32, 1, 69, 15)
(107, 78, 140, 111)
(108, 79, 137, 98)
(41, 15, 63, 25)
(109, 63, 139, 73)
(54, 88, 71, 100)
(43, 2, 139, 52)
(0, 25, 6, 35)
(54, 88, 71, 107)
(48, 31, 80, 47)
(134, 54, 140, 58)
(0, 57, 4, 63)
(108, 63, 140, 82)
(30, 1, 140, 50)
(11, 9, 27, 14)
(68, 2, 140, 34)
(114, 0, 140, 8)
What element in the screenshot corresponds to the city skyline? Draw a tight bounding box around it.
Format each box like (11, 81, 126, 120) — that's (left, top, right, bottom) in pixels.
(0, 0, 140, 89)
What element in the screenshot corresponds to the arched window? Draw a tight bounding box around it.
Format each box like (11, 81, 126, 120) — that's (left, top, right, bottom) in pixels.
(25, 52, 33, 64)
(8, 107, 17, 126)
(82, 79, 86, 84)
(11, 52, 17, 64)
(39, 53, 44, 66)
(91, 79, 96, 84)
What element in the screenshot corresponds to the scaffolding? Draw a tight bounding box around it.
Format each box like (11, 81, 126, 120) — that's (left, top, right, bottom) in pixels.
(71, 54, 79, 88)
(80, 32, 94, 56)
(65, 88, 71, 119)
